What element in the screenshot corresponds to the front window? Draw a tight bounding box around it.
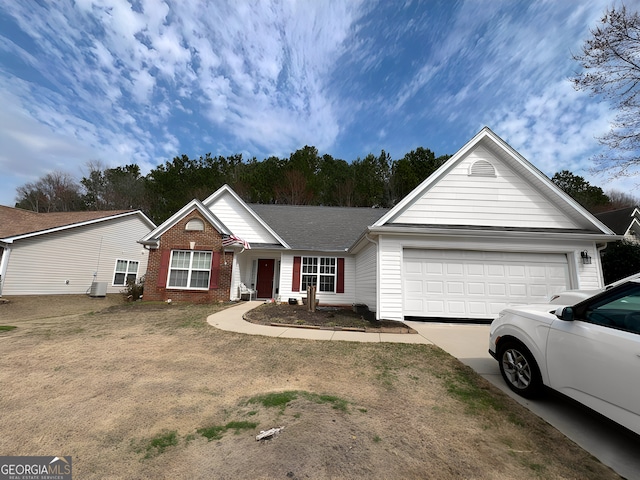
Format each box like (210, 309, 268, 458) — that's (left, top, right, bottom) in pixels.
(113, 259, 139, 286)
(168, 250, 212, 289)
(301, 256, 336, 292)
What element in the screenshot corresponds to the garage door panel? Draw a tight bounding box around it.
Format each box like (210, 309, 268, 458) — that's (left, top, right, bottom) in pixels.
(509, 284, 527, 296)
(447, 264, 464, 275)
(548, 266, 567, 279)
(508, 265, 526, 277)
(447, 301, 466, 314)
(427, 300, 445, 314)
(467, 283, 485, 295)
(405, 298, 424, 311)
(488, 283, 506, 296)
(405, 279, 423, 295)
(403, 249, 570, 319)
(468, 302, 487, 315)
(467, 264, 484, 276)
(405, 262, 422, 274)
(427, 263, 443, 274)
(487, 265, 505, 276)
(530, 284, 550, 297)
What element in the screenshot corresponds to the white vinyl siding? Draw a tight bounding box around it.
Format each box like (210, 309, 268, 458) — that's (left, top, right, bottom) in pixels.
(378, 237, 404, 321)
(205, 190, 279, 244)
(391, 146, 579, 229)
(355, 242, 378, 312)
(2, 215, 151, 295)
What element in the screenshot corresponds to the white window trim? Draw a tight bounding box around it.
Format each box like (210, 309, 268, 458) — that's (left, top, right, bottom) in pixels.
(167, 250, 212, 290)
(301, 256, 336, 293)
(112, 259, 140, 286)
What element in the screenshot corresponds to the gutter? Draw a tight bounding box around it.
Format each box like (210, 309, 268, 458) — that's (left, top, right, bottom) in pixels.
(366, 225, 622, 243)
(138, 239, 159, 251)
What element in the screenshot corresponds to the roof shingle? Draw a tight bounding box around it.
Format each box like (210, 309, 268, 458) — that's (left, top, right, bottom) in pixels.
(0, 205, 135, 240)
(595, 207, 638, 235)
(248, 204, 389, 251)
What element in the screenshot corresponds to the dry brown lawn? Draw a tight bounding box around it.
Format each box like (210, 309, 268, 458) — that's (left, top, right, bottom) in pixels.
(0, 295, 621, 479)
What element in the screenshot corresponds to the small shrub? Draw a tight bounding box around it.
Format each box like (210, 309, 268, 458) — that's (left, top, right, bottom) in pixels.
(121, 275, 144, 301)
(601, 240, 640, 284)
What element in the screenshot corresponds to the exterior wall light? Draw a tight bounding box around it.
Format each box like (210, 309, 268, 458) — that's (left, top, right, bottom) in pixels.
(581, 250, 592, 265)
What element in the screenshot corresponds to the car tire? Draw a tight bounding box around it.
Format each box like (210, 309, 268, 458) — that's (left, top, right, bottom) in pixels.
(498, 340, 542, 398)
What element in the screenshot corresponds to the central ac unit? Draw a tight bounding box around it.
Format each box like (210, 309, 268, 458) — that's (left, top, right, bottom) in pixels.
(89, 281, 107, 297)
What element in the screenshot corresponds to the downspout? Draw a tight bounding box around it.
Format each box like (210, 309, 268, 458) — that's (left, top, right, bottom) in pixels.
(364, 233, 381, 320)
(0, 243, 10, 297)
(596, 242, 609, 287)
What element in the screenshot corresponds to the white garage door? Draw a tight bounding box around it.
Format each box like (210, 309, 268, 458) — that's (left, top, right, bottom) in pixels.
(403, 249, 570, 319)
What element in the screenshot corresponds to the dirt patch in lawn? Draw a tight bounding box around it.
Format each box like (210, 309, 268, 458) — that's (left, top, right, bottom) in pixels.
(245, 302, 416, 333)
(0, 295, 622, 479)
(0, 294, 124, 322)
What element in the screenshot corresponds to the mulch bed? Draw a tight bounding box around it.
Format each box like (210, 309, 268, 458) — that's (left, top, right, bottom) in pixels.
(243, 302, 416, 334)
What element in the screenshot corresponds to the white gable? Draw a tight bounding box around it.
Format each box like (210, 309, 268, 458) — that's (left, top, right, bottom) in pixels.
(377, 127, 614, 234)
(205, 189, 282, 244)
(391, 144, 579, 229)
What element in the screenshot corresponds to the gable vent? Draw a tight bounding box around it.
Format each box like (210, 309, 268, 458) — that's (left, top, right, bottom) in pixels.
(185, 218, 205, 231)
(469, 160, 496, 177)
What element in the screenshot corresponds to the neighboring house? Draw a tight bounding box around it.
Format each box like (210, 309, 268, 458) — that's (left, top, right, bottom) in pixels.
(0, 206, 155, 296)
(140, 127, 618, 321)
(595, 206, 640, 243)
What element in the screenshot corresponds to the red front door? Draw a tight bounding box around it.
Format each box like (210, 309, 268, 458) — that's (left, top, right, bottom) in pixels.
(256, 259, 275, 299)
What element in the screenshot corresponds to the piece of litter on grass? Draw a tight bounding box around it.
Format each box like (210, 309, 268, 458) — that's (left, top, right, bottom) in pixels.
(256, 426, 284, 441)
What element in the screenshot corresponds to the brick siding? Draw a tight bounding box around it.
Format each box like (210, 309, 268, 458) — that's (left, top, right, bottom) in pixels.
(143, 211, 233, 303)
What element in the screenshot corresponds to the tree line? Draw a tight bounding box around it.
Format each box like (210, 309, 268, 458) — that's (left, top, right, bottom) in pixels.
(14, 145, 638, 225)
(14, 146, 451, 223)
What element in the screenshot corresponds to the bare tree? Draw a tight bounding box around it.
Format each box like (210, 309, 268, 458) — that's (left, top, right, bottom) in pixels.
(15, 171, 82, 212)
(572, 5, 640, 177)
(275, 170, 314, 205)
(605, 189, 639, 209)
(81, 161, 148, 211)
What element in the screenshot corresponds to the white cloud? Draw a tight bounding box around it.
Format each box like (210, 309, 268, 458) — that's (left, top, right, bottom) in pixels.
(490, 79, 615, 181)
(1, 0, 636, 207)
(0, 0, 374, 204)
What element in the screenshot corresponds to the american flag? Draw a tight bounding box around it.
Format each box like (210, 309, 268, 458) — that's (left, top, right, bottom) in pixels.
(222, 234, 251, 250)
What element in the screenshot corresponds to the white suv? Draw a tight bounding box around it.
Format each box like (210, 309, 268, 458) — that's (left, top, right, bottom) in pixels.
(489, 280, 640, 436)
(549, 271, 640, 304)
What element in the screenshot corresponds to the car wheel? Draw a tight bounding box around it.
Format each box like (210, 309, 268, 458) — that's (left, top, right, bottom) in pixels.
(498, 340, 542, 398)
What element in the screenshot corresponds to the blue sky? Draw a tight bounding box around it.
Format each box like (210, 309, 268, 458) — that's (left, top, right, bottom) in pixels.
(0, 0, 633, 207)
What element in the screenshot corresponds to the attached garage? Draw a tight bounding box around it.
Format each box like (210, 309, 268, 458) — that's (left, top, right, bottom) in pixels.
(403, 249, 570, 319)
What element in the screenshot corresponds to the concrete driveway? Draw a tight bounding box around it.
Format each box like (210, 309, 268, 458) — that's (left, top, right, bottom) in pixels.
(404, 320, 640, 480)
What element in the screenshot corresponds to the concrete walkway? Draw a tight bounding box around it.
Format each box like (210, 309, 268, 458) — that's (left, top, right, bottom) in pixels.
(209, 300, 443, 344)
(207, 301, 640, 480)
